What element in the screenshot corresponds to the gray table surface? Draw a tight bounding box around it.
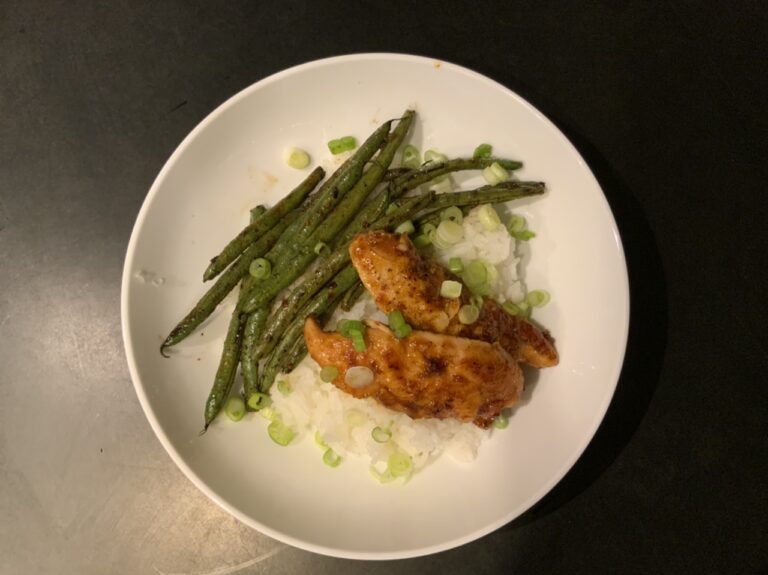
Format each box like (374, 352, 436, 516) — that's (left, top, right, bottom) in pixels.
(2, 1, 766, 574)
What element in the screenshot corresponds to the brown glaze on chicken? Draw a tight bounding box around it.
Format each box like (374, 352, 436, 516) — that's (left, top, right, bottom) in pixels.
(304, 317, 523, 427)
(349, 230, 559, 367)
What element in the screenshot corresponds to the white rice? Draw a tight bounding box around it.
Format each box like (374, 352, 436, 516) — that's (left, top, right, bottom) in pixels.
(269, 204, 524, 480)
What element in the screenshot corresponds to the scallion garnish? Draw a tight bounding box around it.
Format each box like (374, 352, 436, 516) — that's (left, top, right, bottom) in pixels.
(224, 397, 245, 422)
(249, 258, 271, 279)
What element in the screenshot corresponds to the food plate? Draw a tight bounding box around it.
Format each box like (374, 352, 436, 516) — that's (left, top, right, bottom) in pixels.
(121, 53, 629, 559)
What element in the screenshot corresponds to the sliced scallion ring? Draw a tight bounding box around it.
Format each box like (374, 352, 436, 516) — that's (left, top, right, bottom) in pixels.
(249, 258, 271, 279)
(482, 161, 509, 185)
(322, 447, 343, 468)
(319, 365, 339, 382)
(493, 412, 510, 429)
(387, 452, 413, 478)
(440, 206, 464, 224)
(507, 214, 527, 233)
(371, 426, 392, 443)
(401, 144, 421, 169)
(267, 420, 296, 446)
(448, 257, 464, 274)
(283, 147, 311, 169)
(436, 220, 464, 245)
(394, 220, 415, 235)
(440, 280, 463, 299)
(424, 149, 448, 164)
(313, 241, 330, 256)
(350, 329, 366, 352)
(345, 366, 375, 388)
(276, 380, 291, 396)
(247, 392, 271, 411)
(224, 397, 245, 422)
(477, 204, 501, 231)
(458, 304, 480, 325)
(473, 143, 493, 159)
(526, 289, 551, 308)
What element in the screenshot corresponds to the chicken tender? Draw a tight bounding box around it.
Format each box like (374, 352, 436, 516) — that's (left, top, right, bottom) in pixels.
(304, 317, 523, 427)
(349, 230, 559, 367)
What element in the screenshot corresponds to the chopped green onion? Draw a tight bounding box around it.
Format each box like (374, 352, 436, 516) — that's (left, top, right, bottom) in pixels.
(276, 380, 292, 396)
(284, 147, 311, 169)
(526, 289, 551, 308)
(477, 204, 501, 231)
(436, 220, 464, 245)
(421, 222, 437, 236)
(345, 366, 374, 388)
(458, 304, 480, 324)
(440, 206, 464, 224)
(267, 420, 295, 446)
(385, 202, 399, 215)
(389, 310, 413, 339)
(314, 241, 330, 256)
(510, 229, 536, 241)
(259, 406, 279, 421)
(371, 426, 392, 443)
(424, 149, 448, 164)
(247, 392, 271, 411)
(350, 329, 366, 352)
(428, 176, 453, 194)
(502, 301, 522, 316)
(493, 412, 510, 429)
(482, 161, 509, 185)
(506, 214, 536, 241)
(448, 257, 464, 274)
(337, 319, 365, 337)
(473, 143, 493, 159)
(394, 220, 415, 235)
(506, 214, 527, 233)
(224, 397, 245, 422)
(249, 258, 271, 279)
(471, 294, 484, 309)
(314, 431, 328, 448)
(463, 260, 488, 288)
(388, 310, 406, 329)
(387, 452, 413, 478)
(327, 136, 357, 155)
(345, 409, 367, 427)
(483, 261, 499, 287)
(370, 467, 396, 484)
(440, 280, 463, 299)
(323, 447, 343, 468)
(401, 144, 421, 169)
(320, 365, 339, 382)
(393, 325, 412, 339)
(340, 135, 357, 149)
(412, 234, 431, 248)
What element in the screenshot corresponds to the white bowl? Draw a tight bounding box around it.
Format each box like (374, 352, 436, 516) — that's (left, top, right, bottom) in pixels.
(121, 53, 629, 559)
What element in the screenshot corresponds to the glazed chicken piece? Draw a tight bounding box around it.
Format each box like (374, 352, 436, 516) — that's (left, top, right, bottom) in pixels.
(349, 230, 559, 367)
(304, 317, 523, 427)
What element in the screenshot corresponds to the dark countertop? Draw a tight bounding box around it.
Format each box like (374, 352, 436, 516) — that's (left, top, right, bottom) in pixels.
(1, 2, 765, 573)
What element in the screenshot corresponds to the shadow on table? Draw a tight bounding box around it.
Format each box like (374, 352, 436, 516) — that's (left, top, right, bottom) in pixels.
(505, 123, 669, 528)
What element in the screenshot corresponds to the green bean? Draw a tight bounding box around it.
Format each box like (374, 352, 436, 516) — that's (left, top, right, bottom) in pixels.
(266, 120, 393, 262)
(203, 167, 325, 281)
(340, 280, 365, 311)
(202, 301, 247, 432)
(259, 265, 359, 392)
(240, 306, 269, 406)
(302, 110, 415, 248)
(389, 157, 524, 200)
(252, 192, 432, 360)
(241, 111, 415, 314)
(160, 207, 300, 353)
(423, 181, 545, 212)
